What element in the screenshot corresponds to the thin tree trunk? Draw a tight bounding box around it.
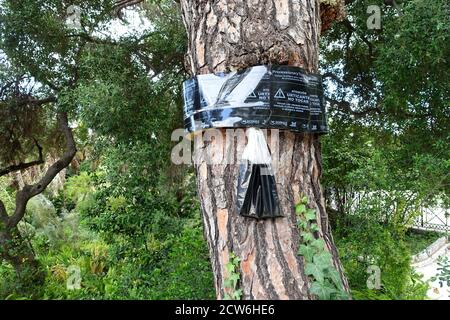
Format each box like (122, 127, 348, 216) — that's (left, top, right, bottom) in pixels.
(0, 112, 76, 290)
(0, 226, 45, 285)
(181, 0, 349, 299)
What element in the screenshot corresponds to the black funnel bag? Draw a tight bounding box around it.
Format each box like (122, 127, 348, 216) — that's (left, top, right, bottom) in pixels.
(237, 128, 282, 219)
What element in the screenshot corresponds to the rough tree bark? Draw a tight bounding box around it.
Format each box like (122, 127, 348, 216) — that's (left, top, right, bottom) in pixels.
(181, 0, 349, 299)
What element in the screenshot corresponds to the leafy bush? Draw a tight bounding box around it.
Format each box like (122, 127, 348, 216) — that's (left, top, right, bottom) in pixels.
(335, 216, 429, 300)
(0, 177, 15, 213)
(404, 230, 442, 256)
(103, 221, 215, 300)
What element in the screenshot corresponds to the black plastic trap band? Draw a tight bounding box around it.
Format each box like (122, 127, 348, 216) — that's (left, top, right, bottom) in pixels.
(182, 65, 328, 134)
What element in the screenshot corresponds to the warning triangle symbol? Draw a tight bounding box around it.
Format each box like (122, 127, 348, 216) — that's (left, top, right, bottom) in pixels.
(248, 91, 257, 98)
(274, 88, 285, 99)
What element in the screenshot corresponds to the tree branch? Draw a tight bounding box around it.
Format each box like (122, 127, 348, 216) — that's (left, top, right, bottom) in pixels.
(155, 2, 179, 24)
(323, 72, 379, 98)
(65, 33, 119, 46)
(114, 0, 145, 17)
(324, 73, 432, 119)
(0, 200, 9, 225)
(0, 139, 44, 177)
(325, 97, 382, 118)
(0, 74, 26, 98)
(342, 18, 374, 59)
(7, 112, 77, 229)
(2, 94, 56, 107)
(25, 96, 57, 106)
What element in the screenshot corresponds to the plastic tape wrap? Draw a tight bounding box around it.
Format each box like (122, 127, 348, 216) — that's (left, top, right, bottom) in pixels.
(182, 65, 328, 134)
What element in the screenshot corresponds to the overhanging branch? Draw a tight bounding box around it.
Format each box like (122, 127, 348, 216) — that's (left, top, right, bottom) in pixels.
(113, 0, 181, 19)
(7, 112, 77, 229)
(342, 18, 374, 59)
(323, 72, 378, 95)
(25, 96, 57, 106)
(0, 139, 44, 177)
(324, 73, 433, 120)
(114, 0, 145, 17)
(325, 97, 382, 118)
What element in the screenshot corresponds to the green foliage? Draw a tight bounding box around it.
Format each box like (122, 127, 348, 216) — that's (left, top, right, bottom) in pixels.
(27, 194, 57, 228)
(322, 0, 449, 215)
(351, 270, 429, 301)
(38, 239, 109, 300)
(223, 252, 243, 300)
(97, 218, 214, 300)
(0, 260, 18, 298)
(63, 172, 95, 211)
(0, 177, 15, 214)
(0, 0, 114, 86)
(50, 160, 213, 299)
(145, 224, 215, 300)
(334, 213, 429, 300)
(1, 173, 214, 300)
(321, 96, 446, 301)
(404, 230, 442, 255)
(296, 196, 349, 300)
(376, 0, 449, 128)
(430, 256, 450, 293)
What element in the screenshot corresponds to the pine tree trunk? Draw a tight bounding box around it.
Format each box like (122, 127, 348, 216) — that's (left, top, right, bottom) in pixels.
(181, 0, 349, 299)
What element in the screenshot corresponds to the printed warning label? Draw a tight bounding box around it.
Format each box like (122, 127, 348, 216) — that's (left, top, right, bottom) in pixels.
(274, 88, 285, 99)
(182, 65, 327, 134)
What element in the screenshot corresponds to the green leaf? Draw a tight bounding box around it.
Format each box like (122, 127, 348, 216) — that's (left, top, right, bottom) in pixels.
(232, 289, 243, 300)
(327, 268, 344, 289)
(225, 262, 235, 274)
(333, 290, 350, 300)
(313, 251, 333, 270)
(229, 273, 240, 283)
(310, 223, 319, 232)
(296, 204, 306, 214)
(223, 278, 233, 288)
(305, 209, 316, 221)
(297, 219, 307, 229)
(301, 231, 315, 243)
(298, 244, 315, 263)
(309, 281, 337, 300)
(310, 238, 325, 252)
(305, 262, 325, 283)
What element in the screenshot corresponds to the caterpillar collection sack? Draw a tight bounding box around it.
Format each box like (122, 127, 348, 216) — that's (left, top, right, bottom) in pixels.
(236, 128, 282, 219)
